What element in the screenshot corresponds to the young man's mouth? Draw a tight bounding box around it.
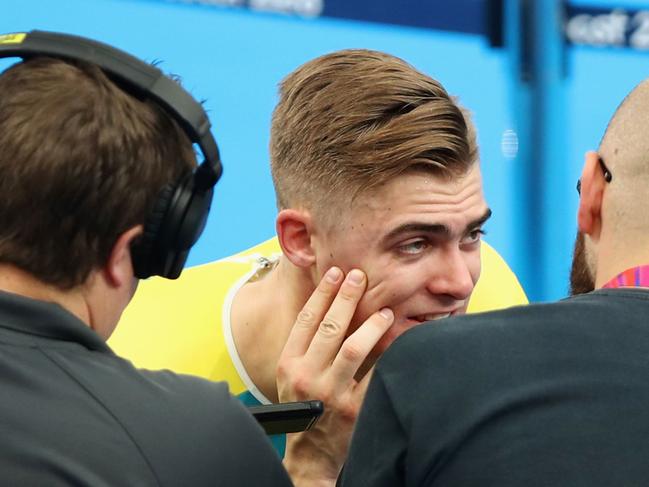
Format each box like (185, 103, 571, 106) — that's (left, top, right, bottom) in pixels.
(407, 311, 457, 324)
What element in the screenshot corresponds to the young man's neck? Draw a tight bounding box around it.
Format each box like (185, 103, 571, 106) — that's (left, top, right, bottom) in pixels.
(230, 255, 315, 403)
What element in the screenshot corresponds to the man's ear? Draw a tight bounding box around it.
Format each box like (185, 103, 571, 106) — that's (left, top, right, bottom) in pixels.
(276, 209, 316, 268)
(103, 225, 143, 288)
(577, 151, 605, 241)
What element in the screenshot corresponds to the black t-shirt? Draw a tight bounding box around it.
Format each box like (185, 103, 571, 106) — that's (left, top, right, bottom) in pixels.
(341, 289, 649, 487)
(0, 290, 291, 486)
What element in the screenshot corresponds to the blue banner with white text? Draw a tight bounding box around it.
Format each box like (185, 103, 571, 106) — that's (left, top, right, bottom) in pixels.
(141, 0, 489, 35)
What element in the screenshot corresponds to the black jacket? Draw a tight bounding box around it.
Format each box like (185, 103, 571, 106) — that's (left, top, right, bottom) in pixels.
(342, 289, 649, 486)
(0, 290, 291, 486)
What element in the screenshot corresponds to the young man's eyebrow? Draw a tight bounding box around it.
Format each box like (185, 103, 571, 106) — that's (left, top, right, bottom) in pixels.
(382, 223, 451, 243)
(381, 208, 492, 244)
(465, 208, 492, 233)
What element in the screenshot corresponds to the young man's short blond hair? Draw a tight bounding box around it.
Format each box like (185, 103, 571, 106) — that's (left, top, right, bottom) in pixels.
(270, 49, 478, 221)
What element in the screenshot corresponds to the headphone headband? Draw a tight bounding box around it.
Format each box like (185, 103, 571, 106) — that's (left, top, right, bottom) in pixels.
(0, 30, 222, 187)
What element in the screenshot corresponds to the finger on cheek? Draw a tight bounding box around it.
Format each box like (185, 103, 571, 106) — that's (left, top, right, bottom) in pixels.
(328, 307, 394, 387)
(336, 268, 366, 303)
(280, 266, 344, 359)
(315, 266, 344, 299)
(325, 266, 343, 285)
(311, 266, 343, 307)
(378, 308, 394, 327)
(346, 269, 365, 287)
(355, 307, 394, 346)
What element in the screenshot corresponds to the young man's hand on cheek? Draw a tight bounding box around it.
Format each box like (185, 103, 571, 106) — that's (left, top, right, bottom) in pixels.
(278, 267, 393, 486)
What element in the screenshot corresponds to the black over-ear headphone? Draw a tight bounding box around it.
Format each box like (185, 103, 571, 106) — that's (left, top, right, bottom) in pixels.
(0, 30, 222, 280)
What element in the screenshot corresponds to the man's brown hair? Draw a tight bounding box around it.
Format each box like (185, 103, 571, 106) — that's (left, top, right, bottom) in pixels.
(270, 49, 478, 221)
(0, 57, 195, 288)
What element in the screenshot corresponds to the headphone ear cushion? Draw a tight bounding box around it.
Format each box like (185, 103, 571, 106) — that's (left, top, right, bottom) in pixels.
(132, 184, 175, 279)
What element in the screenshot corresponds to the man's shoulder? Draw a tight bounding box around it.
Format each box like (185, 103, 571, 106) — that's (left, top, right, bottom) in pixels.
(359, 292, 649, 487)
(59, 350, 235, 419)
(132, 368, 254, 434)
(383, 299, 564, 367)
(75, 355, 289, 484)
(386, 290, 649, 366)
(44, 348, 244, 447)
(132, 369, 290, 485)
(410, 297, 562, 335)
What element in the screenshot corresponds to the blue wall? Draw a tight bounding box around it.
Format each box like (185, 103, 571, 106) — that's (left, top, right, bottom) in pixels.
(4, 0, 648, 301)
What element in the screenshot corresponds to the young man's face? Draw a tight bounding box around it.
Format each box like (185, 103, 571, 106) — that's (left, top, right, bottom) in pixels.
(313, 165, 489, 357)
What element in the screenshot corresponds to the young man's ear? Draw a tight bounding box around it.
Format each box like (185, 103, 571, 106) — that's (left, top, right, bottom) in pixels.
(577, 151, 606, 242)
(276, 209, 316, 268)
(103, 226, 143, 288)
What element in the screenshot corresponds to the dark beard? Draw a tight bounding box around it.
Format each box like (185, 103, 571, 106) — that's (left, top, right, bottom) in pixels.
(569, 231, 595, 296)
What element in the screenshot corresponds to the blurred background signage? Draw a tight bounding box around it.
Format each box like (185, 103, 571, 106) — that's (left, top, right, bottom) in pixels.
(161, 1, 649, 51)
(566, 5, 649, 50)
(160, 0, 489, 35)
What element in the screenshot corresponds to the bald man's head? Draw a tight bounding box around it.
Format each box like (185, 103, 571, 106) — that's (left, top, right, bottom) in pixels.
(569, 78, 649, 294)
(597, 78, 649, 237)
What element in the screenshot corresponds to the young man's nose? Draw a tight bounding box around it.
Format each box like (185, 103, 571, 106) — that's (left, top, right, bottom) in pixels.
(425, 248, 475, 301)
